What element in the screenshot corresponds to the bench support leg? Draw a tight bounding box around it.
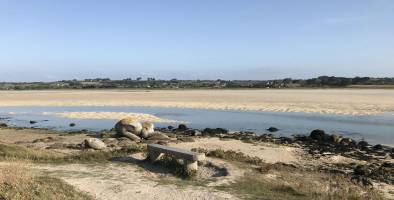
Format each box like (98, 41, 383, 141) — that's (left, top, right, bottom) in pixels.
(184, 160, 198, 176)
(149, 151, 161, 163)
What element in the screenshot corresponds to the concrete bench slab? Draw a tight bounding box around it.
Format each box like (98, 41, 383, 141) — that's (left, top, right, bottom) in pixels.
(147, 144, 206, 174)
(148, 144, 205, 161)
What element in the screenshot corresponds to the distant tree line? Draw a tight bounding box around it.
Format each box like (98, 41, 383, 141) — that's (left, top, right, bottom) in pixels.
(0, 76, 393, 90)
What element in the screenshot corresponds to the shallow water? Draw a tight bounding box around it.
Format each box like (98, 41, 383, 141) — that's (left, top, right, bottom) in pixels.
(0, 106, 393, 145)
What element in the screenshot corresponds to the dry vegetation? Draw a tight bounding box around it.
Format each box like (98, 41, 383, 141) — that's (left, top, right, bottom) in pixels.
(0, 142, 144, 163)
(190, 148, 384, 200)
(0, 163, 92, 200)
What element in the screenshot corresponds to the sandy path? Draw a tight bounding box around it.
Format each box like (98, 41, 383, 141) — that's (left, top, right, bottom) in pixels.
(35, 162, 238, 200)
(1, 89, 393, 115)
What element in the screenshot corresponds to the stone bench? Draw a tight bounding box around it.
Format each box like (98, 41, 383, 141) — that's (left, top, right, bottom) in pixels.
(147, 144, 205, 173)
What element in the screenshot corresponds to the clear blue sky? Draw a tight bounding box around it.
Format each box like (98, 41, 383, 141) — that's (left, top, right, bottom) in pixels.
(0, 0, 393, 81)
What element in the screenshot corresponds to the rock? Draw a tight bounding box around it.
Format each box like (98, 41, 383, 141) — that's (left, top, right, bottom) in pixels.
(202, 128, 229, 136)
(358, 140, 369, 148)
(141, 122, 155, 138)
(84, 138, 107, 150)
(29, 120, 37, 124)
(309, 129, 326, 141)
(123, 132, 141, 142)
(0, 123, 7, 127)
(185, 129, 202, 136)
(69, 123, 76, 127)
(178, 124, 188, 130)
(267, 127, 279, 132)
(114, 118, 143, 135)
(148, 133, 170, 141)
(328, 134, 342, 143)
(340, 137, 354, 146)
(373, 144, 383, 150)
(168, 126, 174, 130)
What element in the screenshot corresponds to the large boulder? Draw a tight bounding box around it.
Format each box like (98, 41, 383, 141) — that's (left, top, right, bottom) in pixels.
(141, 122, 155, 138)
(309, 129, 326, 141)
(114, 118, 143, 136)
(84, 138, 107, 150)
(123, 131, 142, 142)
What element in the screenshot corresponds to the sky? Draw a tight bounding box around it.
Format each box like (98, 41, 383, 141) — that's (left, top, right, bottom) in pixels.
(0, 0, 393, 81)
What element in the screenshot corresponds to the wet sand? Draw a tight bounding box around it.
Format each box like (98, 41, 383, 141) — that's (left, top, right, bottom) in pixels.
(1, 89, 394, 115)
(43, 112, 182, 123)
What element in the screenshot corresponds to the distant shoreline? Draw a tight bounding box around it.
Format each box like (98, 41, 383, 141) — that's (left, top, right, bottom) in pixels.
(1, 76, 394, 90)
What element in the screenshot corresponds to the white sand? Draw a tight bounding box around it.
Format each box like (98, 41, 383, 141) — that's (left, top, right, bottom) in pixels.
(1, 89, 393, 115)
(34, 161, 238, 200)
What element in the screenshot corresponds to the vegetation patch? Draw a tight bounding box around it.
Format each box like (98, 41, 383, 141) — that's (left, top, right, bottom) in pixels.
(216, 172, 383, 200)
(191, 148, 263, 165)
(0, 163, 93, 200)
(0, 143, 145, 163)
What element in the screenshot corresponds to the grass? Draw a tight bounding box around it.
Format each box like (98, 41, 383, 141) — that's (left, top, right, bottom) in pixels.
(215, 172, 384, 200)
(0, 142, 145, 163)
(0, 163, 93, 200)
(191, 148, 263, 165)
(191, 148, 384, 200)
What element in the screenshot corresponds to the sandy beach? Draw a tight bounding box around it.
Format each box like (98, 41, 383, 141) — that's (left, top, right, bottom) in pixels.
(1, 89, 394, 115)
